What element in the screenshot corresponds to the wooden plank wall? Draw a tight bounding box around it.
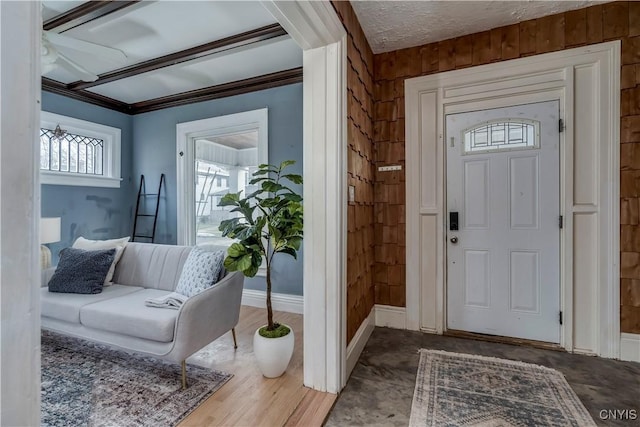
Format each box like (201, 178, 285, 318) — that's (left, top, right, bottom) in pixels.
(331, 1, 376, 343)
(372, 1, 640, 333)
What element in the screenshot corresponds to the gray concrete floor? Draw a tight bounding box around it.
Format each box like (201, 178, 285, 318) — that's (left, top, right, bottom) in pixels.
(325, 328, 640, 426)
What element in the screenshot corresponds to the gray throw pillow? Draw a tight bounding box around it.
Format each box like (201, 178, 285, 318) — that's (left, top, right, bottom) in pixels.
(175, 248, 225, 297)
(48, 247, 116, 294)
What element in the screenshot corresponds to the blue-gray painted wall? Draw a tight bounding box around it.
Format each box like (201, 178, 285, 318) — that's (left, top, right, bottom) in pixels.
(41, 92, 135, 264)
(40, 84, 303, 295)
(133, 84, 302, 295)
(132, 83, 303, 295)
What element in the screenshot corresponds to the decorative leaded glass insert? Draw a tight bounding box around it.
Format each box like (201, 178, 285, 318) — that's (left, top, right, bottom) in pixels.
(463, 119, 539, 154)
(40, 128, 104, 175)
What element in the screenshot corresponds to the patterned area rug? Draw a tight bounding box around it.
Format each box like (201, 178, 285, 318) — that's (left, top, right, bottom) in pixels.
(41, 331, 232, 427)
(409, 349, 595, 427)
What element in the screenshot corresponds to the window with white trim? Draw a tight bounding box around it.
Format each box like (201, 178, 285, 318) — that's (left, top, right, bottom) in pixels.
(40, 111, 121, 188)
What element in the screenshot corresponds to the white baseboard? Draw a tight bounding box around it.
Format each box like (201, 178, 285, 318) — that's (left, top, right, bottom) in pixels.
(241, 289, 303, 314)
(346, 308, 375, 378)
(620, 333, 640, 362)
(374, 304, 407, 329)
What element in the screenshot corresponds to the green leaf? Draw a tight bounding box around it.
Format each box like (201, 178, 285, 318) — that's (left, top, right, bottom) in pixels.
(277, 246, 297, 259)
(227, 243, 246, 258)
(262, 181, 287, 193)
(249, 177, 269, 185)
(218, 192, 242, 207)
(236, 254, 253, 272)
(287, 236, 303, 250)
(224, 256, 238, 271)
(282, 193, 302, 202)
(244, 263, 259, 278)
(279, 160, 296, 169)
(282, 174, 303, 184)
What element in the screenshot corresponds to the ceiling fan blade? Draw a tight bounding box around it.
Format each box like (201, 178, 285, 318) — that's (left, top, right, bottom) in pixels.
(56, 52, 99, 82)
(44, 31, 127, 63)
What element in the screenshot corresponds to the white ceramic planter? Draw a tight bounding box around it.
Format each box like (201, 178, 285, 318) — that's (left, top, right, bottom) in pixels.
(253, 325, 294, 378)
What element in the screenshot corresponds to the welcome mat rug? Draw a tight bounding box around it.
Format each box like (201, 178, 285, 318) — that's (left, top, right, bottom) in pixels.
(409, 349, 595, 427)
(41, 331, 232, 427)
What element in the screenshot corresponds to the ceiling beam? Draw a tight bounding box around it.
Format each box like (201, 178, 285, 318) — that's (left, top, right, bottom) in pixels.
(42, 67, 303, 115)
(42, 78, 131, 114)
(68, 23, 288, 91)
(130, 67, 303, 114)
(43, 1, 141, 33)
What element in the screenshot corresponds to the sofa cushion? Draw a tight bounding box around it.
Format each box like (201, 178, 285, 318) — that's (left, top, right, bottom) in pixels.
(175, 248, 225, 297)
(48, 247, 116, 294)
(41, 284, 143, 323)
(80, 289, 179, 343)
(113, 243, 192, 291)
(72, 236, 130, 285)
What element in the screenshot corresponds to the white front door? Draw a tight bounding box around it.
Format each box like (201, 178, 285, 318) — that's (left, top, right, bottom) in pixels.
(446, 101, 561, 343)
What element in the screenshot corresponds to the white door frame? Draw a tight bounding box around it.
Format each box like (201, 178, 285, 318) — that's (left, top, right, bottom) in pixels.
(0, 1, 42, 424)
(405, 42, 620, 358)
(176, 108, 269, 246)
(261, 1, 348, 392)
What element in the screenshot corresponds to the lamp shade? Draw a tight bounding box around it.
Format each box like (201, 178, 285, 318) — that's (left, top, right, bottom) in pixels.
(40, 217, 61, 244)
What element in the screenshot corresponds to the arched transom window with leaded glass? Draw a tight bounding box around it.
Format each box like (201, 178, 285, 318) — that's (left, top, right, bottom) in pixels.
(462, 119, 540, 154)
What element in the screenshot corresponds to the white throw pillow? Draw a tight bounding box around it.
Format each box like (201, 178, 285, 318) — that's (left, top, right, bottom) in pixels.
(175, 248, 225, 297)
(72, 236, 130, 285)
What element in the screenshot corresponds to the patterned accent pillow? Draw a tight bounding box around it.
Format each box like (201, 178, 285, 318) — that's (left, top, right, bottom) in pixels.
(48, 247, 116, 294)
(175, 248, 225, 297)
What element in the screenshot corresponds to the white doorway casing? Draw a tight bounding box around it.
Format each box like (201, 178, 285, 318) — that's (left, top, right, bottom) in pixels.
(405, 42, 620, 358)
(0, 1, 42, 424)
(261, 1, 348, 392)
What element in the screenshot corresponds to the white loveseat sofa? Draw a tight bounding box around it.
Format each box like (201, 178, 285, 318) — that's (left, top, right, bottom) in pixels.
(41, 242, 243, 387)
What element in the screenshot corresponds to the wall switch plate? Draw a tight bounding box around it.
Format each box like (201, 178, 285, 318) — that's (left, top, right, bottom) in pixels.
(378, 165, 402, 172)
(348, 185, 355, 204)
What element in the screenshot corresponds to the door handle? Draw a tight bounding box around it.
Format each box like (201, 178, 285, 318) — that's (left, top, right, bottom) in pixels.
(450, 236, 458, 244)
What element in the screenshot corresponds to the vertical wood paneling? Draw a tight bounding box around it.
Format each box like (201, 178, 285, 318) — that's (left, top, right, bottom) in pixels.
(586, 4, 604, 44)
(602, 1, 629, 40)
(454, 35, 473, 68)
(438, 39, 456, 71)
(535, 14, 565, 53)
(332, 1, 376, 344)
(490, 28, 503, 62)
(630, 1, 640, 37)
(565, 9, 587, 47)
(372, 1, 640, 333)
(472, 31, 492, 66)
(501, 24, 520, 59)
(519, 20, 537, 55)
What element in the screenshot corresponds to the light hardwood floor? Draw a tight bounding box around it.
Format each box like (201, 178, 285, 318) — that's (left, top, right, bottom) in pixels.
(179, 306, 336, 427)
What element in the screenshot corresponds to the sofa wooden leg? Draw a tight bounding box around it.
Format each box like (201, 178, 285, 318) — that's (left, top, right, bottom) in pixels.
(181, 360, 188, 390)
(231, 328, 238, 349)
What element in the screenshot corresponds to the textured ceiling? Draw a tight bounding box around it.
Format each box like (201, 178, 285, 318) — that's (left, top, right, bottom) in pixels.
(350, 0, 606, 53)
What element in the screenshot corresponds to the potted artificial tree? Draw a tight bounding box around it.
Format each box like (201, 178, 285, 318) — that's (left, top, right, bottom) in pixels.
(218, 160, 303, 378)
